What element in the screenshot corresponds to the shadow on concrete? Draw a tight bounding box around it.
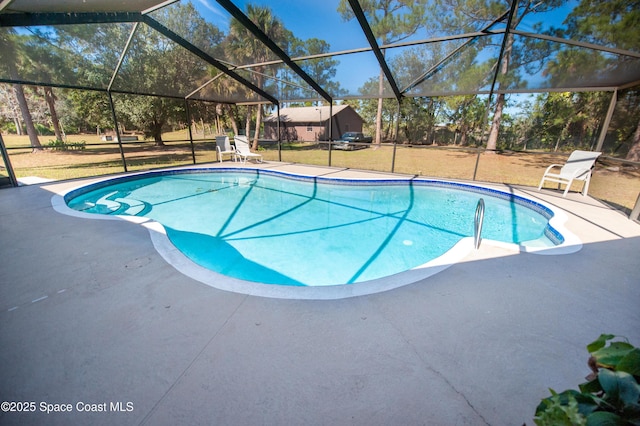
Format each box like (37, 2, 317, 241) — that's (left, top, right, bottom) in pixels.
(0, 182, 638, 426)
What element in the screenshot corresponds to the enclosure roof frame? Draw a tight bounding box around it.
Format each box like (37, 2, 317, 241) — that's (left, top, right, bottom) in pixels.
(0, 0, 639, 103)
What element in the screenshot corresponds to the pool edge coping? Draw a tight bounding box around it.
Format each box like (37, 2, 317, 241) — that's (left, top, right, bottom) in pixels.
(49, 165, 583, 300)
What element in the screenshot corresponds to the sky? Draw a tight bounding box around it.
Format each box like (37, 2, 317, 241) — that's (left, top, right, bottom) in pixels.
(196, 0, 370, 51)
(193, 0, 378, 93)
(186, 0, 582, 100)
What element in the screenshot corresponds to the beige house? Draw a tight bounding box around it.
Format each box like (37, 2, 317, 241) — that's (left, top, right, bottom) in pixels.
(263, 105, 364, 141)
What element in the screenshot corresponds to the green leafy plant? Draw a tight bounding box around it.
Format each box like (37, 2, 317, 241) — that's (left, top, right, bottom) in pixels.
(47, 139, 66, 150)
(534, 334, 640, 425)
(47, 139, 86, 151)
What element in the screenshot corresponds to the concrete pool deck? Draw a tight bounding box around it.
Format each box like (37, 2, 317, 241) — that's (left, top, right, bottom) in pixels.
(1, 161, 639, 425)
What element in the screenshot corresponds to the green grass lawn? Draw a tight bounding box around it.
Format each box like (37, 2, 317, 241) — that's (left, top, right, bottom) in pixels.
(1, 132, 638, 211)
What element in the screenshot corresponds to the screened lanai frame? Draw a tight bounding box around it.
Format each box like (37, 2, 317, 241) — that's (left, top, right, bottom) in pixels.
(1, 0, 640, 188)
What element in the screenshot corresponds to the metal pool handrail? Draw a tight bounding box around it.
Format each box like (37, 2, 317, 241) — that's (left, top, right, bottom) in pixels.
(474, 198, 485, 250)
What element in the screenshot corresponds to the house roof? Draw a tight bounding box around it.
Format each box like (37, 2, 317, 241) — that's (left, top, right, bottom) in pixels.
(264, 105, 357, 123)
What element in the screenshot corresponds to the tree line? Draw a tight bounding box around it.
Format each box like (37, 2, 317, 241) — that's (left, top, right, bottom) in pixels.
(0, 1, 343, 151)
(340, 0, 639, 160)
(0, 0, 638, 160)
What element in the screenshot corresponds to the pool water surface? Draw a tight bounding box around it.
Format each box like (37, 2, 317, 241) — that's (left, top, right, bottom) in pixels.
(64, 168, 562, 287)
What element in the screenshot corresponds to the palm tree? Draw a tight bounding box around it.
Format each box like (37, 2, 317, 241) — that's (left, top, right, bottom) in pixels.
(226, 4, 291, 150)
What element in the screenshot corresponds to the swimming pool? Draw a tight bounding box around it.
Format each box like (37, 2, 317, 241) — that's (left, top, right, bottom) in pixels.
(57, 167, 578, 297)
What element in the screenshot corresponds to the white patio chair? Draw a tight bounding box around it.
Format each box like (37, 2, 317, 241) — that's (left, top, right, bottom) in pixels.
(233, 135, 263, 164)
(538, 150, 601, 197)
(215, 135, 236, 163)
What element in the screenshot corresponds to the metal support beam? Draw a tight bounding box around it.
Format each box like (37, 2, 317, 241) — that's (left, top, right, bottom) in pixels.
(595, 90, 617, 152)
(0, 133, 18, 187)
(0, 79, 101, 93)
(0, 0, 15, 13)
(478, 0, 519, 160)
(0, 11, 279, 105)
(391, 100, 401, 173)
(328, 103, 333, 143)
(142, 15, 278, 105)
(276, 104, 282, 162)
(347, 0, 402, 101)
(141, 0, 179, 15)
(0, 78, 233, 102)
(472, 147, 482, 181)
(215, 0, 332, 104)
(226, 30, 501, 71)
(487, 0, 519, 108)
(402, 38, 477, 95)
(185, 100, 196, 164)
(108, 22, 139, 92)
(631, 192, 640, 222)
(0, 12, 140, 27)
(401, 11, 509, 95)
(619, 79, 640, 91)
(185, 73, 225, 100)
(107, 91, 128, 173)
(511, 29, 640, 60)
(328, 103, 333, 167)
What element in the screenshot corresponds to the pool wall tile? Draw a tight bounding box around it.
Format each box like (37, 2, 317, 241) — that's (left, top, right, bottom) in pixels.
(64, 166, 564, 246)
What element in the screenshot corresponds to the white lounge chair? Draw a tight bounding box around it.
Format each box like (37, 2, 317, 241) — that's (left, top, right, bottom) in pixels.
(233, 135, 263, 164)
(215, 135, 236, 163)
(538, 150, 601, 197)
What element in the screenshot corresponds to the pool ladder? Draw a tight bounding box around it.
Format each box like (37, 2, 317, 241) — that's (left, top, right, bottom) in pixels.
(474, 198, 485, 250)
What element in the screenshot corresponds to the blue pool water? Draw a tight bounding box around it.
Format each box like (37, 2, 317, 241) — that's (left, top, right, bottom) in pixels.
(65, 169, 560, 287)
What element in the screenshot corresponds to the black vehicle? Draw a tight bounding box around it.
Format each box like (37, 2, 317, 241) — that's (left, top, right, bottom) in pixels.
(341, 132, 372, 143)
(334, 132, 372, 150)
